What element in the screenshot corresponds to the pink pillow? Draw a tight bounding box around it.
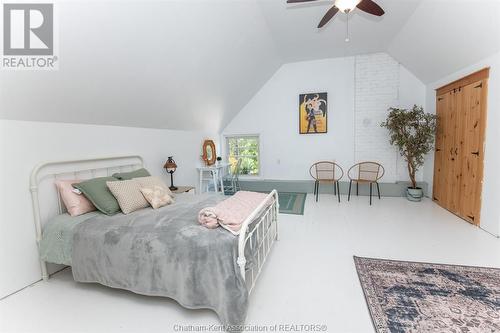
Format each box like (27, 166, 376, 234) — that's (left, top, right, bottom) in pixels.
(55, 180, 96, 216)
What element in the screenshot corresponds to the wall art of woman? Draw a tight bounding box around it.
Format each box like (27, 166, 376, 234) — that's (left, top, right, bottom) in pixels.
(299, 92, 328, 134)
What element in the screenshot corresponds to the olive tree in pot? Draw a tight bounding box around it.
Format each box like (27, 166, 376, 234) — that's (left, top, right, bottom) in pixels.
(381, 105, 437, 202)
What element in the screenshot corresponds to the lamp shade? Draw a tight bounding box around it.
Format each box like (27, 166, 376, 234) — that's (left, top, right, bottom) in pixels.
(164, 156, 177, 173)
(335, 0, 361, 12)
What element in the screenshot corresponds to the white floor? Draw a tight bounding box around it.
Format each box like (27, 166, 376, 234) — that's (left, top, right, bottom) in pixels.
(1, 196, 499, 333)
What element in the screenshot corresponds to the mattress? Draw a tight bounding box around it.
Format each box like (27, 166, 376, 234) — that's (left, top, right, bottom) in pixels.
(39, 193, 198, 266)
(40, 191, 272, 326)
(40, 211, 100, 265)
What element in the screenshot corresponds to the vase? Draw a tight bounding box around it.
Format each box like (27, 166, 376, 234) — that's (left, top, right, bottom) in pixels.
(406, 187, 423, 202)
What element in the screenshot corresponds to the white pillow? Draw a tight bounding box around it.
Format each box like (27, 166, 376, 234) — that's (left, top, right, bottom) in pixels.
(140, 185, 174, 209)
(133, 176, 174, 198)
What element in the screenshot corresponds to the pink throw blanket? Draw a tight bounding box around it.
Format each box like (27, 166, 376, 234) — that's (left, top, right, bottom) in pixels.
(198, 191, 271, 235)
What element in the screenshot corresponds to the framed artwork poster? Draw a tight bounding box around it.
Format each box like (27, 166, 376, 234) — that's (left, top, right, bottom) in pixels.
(299, 92, 328, 134)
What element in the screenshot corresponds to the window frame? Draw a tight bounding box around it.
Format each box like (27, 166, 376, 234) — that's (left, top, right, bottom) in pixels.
(223, 134, 262, 178)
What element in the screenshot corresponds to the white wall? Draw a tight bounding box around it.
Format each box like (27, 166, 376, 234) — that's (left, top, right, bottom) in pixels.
(223, 53, 426, 182)
(224, 57, 355, 180)
(0, 120, 216, 298)
(423, 52, 500, 237)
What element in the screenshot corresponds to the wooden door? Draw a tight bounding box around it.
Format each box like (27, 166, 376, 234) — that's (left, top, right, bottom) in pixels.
(447, 88, 464, 214)
(432, 92, 448, 204)
(434, 89, 459, 209)
(458, 80, 486, 225)
(433, 68, 488, 226)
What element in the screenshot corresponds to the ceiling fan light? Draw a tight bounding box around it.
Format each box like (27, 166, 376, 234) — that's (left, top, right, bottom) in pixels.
(335, 0, 361, 12)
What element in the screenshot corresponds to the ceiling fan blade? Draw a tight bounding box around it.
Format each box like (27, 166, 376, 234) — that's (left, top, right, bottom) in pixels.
(318, 5, 339, 28)
(287, 0, 320, 3)
(356, 0, 385, 16)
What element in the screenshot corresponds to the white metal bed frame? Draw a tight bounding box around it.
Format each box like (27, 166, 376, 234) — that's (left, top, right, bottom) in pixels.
(30, 155, 279, 294)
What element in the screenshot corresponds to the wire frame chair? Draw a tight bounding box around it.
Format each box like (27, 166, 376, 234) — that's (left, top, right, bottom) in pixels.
(347, 161, 385, 205)
(309, 161, 344, 202)
(223, 158, 242, 194)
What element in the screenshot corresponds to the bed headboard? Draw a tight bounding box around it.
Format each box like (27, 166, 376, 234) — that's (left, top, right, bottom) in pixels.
(30, 155, 144, 279)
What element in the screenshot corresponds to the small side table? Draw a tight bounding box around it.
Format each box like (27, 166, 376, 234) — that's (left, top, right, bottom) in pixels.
(171, 186, 195, 194)
(197, 163, 230, 195)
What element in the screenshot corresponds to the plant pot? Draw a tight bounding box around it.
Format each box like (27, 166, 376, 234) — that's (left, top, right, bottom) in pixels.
(406, 187, 423, 202)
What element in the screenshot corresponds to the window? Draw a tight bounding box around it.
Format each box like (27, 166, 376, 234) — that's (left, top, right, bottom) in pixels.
(226, 135, 260, 176)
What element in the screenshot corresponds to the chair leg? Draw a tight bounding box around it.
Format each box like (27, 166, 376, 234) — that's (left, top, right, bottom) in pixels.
(337, 181, 341, 203)
(376, 182, 381, 199)
(369, 183, 372, 206)
(356, 182, 359, 196)
(348, 180, 352, 201)
(314, 180, 318, 196)
(334, 182, 337, 196)
(316, 182, 319, 202)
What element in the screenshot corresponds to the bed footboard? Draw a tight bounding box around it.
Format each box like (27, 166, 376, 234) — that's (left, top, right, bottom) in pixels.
(237, 190, 279, 294)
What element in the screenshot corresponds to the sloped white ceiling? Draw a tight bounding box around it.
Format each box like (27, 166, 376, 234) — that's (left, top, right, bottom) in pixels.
(388, 0, 500, 83)
(258, 0, 421, 62)
(0, 0, 281, 133)
(1, 0, 499, 131)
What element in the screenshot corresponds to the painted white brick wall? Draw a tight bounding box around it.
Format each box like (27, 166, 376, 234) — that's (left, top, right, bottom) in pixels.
(354, 53, 420, 183)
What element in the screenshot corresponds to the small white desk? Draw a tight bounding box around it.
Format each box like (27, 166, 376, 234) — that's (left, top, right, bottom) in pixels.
(197, 163, 230, 195)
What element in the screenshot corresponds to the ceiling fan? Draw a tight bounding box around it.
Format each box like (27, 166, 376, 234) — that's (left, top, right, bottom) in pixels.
(287, 0, 385, 29)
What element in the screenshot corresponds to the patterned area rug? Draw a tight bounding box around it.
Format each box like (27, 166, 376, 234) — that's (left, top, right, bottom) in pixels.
(354, 256, 500, 333)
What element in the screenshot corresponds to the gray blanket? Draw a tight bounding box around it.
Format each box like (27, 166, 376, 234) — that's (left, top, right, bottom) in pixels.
(71, 194, 248, 327)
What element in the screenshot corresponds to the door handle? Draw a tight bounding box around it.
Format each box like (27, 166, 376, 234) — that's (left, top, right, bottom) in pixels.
(471, 151, 480, 156)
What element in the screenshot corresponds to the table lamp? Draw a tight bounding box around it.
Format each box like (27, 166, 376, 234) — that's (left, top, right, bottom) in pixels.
(164, 156, 178, 191)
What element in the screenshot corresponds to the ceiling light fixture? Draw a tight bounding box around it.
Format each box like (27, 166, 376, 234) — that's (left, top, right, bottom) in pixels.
(287, 0, 385, 43)
(335, 0, 360, 41)
(334, 0, 361, 13)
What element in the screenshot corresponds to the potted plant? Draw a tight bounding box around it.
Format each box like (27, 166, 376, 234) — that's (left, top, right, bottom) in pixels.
(381, 105, 437, 202)
(216, 156, 222, 165)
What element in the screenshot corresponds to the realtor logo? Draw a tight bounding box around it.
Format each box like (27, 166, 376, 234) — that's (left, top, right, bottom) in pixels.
(1, 3, 58, 70)
(3, 3, 53, 55)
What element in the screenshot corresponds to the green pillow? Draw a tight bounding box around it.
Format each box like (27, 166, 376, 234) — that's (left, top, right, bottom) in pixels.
(112, 168, 150, 180)
(73, 177, 121, 215)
